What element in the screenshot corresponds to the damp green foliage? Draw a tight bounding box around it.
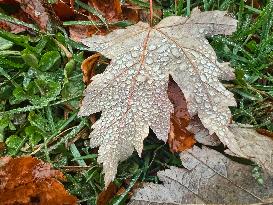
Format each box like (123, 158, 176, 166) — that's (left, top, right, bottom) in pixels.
(1, 0, 273, 204)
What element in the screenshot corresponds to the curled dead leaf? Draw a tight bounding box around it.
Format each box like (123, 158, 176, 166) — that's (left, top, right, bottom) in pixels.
(81, 53, 101, 85)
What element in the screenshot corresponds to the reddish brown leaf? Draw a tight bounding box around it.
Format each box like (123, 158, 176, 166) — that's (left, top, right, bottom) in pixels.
(81, 53, 101, 85)
(123, 0, 163, 24)
(167, 78, 196, 153)
(53, 0, 74, 21)
(0, 0, 51, 32)
(68, 0, 122, 41)
(122, 4, 141, 23)
(15, 0, 51, 31)
(0, 7, 31, 33)
(97, 182, 118, 205)
(69, 25, 101, 42)
(0, 156, 77, 205)
(89, 0, 122, 21)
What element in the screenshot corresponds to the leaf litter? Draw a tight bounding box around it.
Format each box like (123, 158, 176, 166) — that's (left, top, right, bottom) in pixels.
(0, 0, 272, 203)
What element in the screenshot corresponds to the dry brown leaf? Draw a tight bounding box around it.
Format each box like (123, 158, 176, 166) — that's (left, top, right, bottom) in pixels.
(68, 0, 122, 41)
(122, 2, 162, 24)
(0, 0, 52, 32)
(0, 8, 31, 33)
(130, 146, 273, 205)
(167, 78, 196, 152)
(0, 142, 5, 153)
(68, 0, 162, 41)
(0, 156, 77, 205)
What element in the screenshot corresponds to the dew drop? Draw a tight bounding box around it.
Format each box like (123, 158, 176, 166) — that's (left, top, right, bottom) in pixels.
(148, 45, 156, 51)
(146, 57, 153, 65)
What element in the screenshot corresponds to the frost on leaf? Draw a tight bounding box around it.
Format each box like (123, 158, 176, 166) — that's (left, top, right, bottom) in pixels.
(79, 8, 238, 186)
(130, 146, 273, 205)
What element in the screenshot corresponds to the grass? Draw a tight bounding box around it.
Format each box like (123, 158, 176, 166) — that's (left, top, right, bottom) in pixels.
(0, 0, 273, 204)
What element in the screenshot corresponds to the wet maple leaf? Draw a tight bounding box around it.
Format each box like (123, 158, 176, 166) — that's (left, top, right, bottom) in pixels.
(0, 156, 77, 205)
(79, 8, 239, 186)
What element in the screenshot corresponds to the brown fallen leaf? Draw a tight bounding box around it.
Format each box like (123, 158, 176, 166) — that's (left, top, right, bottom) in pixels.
(0, 156, 77, 205)
(0, 7, 31, 33)
(121, 4, 142, 23)
(167, 78, 196, 153)
(97, 182, 118, 205)
(68, 0, 163, 41)
(68, 0, 123, 41)
(16, 0, 51, 31)
(81, 53, 101, 85)
(0, 0, 53, 32)
(0, 142, 5, 153)
(90, 0, 122, 21)
(52, 0, 74, 21)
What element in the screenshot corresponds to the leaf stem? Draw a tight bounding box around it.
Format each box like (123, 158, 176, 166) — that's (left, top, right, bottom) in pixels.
(149, 0, 153, 26)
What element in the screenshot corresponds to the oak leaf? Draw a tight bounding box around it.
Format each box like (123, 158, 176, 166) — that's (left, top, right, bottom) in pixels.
(79, 8, 239, 186)
(130, 146, 273, 205)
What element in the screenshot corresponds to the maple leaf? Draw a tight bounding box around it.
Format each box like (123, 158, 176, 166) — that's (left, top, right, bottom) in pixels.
(79, 8, 238, 186)
(130, 146, 273, 205)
